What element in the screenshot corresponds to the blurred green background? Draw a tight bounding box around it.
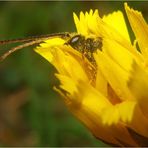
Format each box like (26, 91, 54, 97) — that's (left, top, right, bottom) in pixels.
(0, 1, 147, 147)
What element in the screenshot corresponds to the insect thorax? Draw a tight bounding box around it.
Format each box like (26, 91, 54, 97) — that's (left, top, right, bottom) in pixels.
(66, 34, 102, 63)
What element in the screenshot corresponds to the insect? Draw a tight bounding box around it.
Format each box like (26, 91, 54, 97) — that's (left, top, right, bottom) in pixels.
(67, 34, 102, 63)
(0, 32, 102, 64)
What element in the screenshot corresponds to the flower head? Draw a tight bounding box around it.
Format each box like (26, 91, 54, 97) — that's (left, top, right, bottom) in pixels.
(35, 3, 148, 146)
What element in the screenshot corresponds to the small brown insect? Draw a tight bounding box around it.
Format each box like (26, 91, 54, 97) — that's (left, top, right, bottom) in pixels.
(66, 34, 102, 63)
(0, 33, 102, 64)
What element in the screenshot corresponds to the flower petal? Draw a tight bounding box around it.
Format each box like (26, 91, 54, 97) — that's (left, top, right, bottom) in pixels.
(102, 38, 135, 72)
(94, 50, 134, 101)
(73, 9, 100, 37)
(97, 14, 144, 63)
(128, 61, 148, 119)
(102, 100, 136, 125)
(95, 68, 108, 97)
(128, 104, 148, 139)
(69, 81, 137, 146)
(103, 11, 130, 43)
(125, 3, 148, 60)
(35, 37, 65, 62)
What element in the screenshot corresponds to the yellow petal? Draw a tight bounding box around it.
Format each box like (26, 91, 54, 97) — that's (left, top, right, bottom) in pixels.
(95, 68, 108, 97)
(73, 11, 87, 36)
(35, 37, 90, 82)
(73, 12, 80, 33)
(103, 11, 131, 43)
(97, 14, 143, 63)
(73, 10, 100, 37)
(35, 37, 65, 62)
(69, 81, 137, 146)
(102, 101, 136, 125)
(102, 38, 135, 72)
(125, 3, 148, 60)
(128, 61, 148, 119)
(55, 74, 78, 96)
(39, 37, 65, 48)
(94, 51, 134, 101)
(128, 104, 148, 138)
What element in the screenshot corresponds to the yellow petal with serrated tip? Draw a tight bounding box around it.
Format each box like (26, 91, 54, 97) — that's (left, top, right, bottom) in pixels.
(73, 10, 100, 37)
(70, 81, 137, 146)
(102, 101, 136, 126)
(55, 74, 78, 96)
(125, 3, 148, 60)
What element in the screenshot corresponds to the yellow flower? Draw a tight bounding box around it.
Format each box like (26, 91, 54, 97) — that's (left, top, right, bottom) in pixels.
(35, 3, 148, 146)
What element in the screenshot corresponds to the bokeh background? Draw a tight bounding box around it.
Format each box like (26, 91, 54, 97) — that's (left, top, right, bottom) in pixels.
(0, 1, 147, 147)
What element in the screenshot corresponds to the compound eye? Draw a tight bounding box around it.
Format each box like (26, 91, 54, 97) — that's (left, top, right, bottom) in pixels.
(69, 35, 81, 45)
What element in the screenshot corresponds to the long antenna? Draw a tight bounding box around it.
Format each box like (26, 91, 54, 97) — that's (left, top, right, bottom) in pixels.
(0, 32, 70, 61)
(0, 39, 47, 61)
(0, 32, 70, 45)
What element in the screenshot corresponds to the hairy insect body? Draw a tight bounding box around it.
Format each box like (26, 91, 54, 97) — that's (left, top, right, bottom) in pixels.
(66, 34, 102, 64)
